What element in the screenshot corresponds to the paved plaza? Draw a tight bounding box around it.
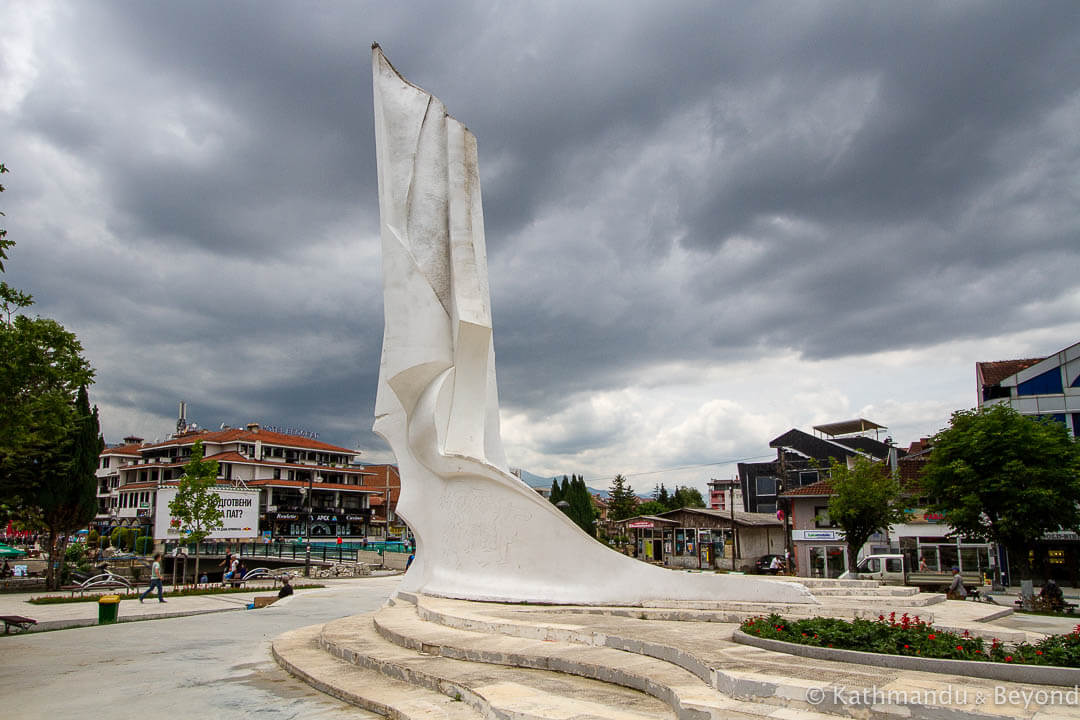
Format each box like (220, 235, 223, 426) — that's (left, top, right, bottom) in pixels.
(3, 575, 402, 719)
(4, 574, 1080, 719)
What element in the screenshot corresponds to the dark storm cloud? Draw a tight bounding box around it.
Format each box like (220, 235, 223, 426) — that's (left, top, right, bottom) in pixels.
(3, 1, 1079, 464)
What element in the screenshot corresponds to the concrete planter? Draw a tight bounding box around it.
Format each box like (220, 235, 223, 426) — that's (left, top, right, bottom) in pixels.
(733, 628, 1080, 687)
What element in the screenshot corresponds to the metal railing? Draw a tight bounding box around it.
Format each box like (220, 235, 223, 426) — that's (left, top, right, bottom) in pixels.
(161, 540, 410, 563)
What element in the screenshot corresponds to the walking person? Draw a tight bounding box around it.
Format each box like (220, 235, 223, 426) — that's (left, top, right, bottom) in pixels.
(140, 553, 166, 603)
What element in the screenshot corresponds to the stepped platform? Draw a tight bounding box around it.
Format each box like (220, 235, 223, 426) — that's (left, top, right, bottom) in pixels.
(274, 585, 1072, 720)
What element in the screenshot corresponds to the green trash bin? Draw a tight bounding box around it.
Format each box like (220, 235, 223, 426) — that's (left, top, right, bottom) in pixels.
(98, 595, 120, 625)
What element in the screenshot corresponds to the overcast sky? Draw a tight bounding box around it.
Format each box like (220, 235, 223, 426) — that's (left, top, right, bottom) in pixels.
(3, 1, 1079, 495)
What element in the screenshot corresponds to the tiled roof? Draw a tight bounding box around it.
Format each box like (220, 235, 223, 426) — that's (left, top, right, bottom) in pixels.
(977, 358, 1043, 387)
(659, 508, 785, 527)
(147, 427, 357, 454)
(780, 479, 834, 497)
(102, 443, 143, 456)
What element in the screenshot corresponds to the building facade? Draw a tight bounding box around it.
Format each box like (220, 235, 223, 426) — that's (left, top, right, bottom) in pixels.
(95, 423, 402, 542)
(977, 339, 1080, 437)
(738, 419, 895, 515)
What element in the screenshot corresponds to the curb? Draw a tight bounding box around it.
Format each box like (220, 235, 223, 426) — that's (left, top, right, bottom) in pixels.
(14, 605, 247, 634)
(733, 629, 1080, 687)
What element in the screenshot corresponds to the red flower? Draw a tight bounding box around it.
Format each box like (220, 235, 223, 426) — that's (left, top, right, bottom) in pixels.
(928, 634, 936, 640)
(1036, 651, 1043, 655)
(903, 644, 909, 649)
(956, 645, 963, 651)
(1005, 656, 1013, 662)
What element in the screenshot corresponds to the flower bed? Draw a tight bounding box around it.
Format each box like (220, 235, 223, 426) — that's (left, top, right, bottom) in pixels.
(740, 612, 1080, 667)
(28, 583, 324, 604)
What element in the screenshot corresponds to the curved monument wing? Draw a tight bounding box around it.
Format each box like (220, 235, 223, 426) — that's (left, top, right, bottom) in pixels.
(371, 44, 814, 605)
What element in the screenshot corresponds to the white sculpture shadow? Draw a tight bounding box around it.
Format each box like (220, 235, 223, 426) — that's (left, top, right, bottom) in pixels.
(371, 44, 814, 605)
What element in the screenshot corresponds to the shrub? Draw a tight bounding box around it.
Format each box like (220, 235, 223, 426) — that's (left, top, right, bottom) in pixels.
(110, 527, 136, 551)
(135, 536, 153, 555)
(87, 529, 99, 547)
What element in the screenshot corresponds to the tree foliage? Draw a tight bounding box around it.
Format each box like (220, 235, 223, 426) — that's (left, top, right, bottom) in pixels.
(827, 456, 904, 572)
(550, 474, 596, 536)
(920, 404, 1080, 580)
(0, 163, 95, 512)
(34, 385, 102, 589)
(634, 499, 668, 517)
(168, 440, 223, 582)
(607, 473, 638, 522)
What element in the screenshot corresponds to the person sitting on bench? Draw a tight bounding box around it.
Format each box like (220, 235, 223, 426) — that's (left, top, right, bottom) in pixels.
(946, 567, 967, 600)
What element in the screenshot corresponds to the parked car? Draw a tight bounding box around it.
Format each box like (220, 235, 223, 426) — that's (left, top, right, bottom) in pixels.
(754, 554, 786, 574)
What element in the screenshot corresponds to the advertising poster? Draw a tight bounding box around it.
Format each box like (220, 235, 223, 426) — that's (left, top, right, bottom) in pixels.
(153, 488, 260, 540)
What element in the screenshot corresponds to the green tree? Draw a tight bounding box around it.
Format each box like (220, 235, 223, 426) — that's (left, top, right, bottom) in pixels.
(607, 474, 638, 522)
(828, 456, 904, 572)
(168, 440, 223, 584)
(920, 404, 1080, 582)
(561, 474, 596, 537)
(634, 499, 668, 517)
(33, 385, 102, 589)
(671, 485, 706, 510)
(549, 477, 563, 505)
(654, 483, 671, 509)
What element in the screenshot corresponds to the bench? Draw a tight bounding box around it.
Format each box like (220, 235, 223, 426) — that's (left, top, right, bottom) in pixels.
(1, 615, 37, 634)
(61, 573, 135, 596)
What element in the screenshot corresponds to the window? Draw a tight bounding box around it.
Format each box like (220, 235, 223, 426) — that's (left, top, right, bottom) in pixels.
(886, 558, 902, 573)
(757, 502, 777, 515)
(755, 476, 777, 496)
(101, 457, 111, 469)
(814, 506, 835, 528)
(799, 470, 818, 486)
(1017, 367, 1063, 396)
(273, 468, 281, 480)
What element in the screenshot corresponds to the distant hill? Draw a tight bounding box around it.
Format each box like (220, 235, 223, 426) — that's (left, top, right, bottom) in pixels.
(513, 469, 658, 500)
(514, 469, 611, 498)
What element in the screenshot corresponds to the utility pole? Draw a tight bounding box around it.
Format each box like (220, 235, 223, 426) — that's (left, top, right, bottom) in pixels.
(730, 480, 736, 571)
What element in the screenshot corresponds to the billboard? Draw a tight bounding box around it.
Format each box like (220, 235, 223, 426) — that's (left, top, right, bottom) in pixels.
(153, 487, 260, 540)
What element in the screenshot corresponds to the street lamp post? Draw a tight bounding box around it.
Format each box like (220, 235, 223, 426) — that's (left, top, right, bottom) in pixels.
(304, 472, 314, 577)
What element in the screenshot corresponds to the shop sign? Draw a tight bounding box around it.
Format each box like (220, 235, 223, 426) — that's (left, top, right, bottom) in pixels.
(275, 513, 299, 520)
(1044, 531, 1080, 541)
(345, 514, 368, 522)
(792, 529, 845, 542)
(627, 520, 654, 529)
(904, 508, 945, 524)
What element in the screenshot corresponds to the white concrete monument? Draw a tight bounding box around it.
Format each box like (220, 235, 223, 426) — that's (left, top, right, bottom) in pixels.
(371, 44, 814, 605)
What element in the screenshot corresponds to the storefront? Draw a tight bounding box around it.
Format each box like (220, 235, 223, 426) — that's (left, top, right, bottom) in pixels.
(791, 529, 848, 578)
(617, 508, 785, 570)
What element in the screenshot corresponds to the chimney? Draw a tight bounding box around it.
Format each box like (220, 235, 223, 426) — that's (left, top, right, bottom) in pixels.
(123, 435, 144, 446)
(246, 423, 260, 433)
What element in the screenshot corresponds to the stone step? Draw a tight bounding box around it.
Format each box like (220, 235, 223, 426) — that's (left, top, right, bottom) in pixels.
(807, 585, 920, 597)
(406, 594, 1044, 719)
(375, 598, 842, 720)
(272, 624, 483, 719)
(319, 612, 679, 720)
